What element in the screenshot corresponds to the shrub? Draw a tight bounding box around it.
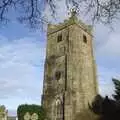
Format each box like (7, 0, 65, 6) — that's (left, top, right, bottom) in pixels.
(17, 104, 46, 120)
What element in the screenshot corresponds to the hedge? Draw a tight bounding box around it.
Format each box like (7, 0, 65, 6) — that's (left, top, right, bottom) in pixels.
(17, 104, 46, 120)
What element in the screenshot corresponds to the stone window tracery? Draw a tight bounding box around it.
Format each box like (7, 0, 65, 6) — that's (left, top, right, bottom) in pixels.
(55, 99, 63, 120)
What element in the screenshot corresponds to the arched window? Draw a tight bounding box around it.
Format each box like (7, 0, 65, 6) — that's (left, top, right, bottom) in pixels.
(57, 34, 62, 42)
(55, 71, 61, 80)
(55, 99, 63, 120)
(83, 34, 87, 43)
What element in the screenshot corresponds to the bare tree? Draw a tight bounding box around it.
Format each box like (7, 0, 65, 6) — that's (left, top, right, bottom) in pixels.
(0, 0, 120, 28)
(0, 0, 47, 28)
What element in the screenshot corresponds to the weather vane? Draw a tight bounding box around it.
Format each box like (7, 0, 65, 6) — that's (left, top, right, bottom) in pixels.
(68, 6, 79, 18)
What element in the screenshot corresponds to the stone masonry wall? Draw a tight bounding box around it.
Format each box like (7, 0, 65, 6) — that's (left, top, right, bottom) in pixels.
(42, 17, 98, 120)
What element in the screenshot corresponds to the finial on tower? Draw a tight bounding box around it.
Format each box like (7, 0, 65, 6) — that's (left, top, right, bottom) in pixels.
(71, 7, 77, 17)
(68, 7, 78, 19)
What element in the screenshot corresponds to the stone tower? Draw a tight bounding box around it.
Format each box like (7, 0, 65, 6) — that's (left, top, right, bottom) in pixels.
(42, 11, 98, 120)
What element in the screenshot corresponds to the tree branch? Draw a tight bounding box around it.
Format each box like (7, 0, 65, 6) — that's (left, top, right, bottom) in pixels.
(1, 0, 120, 28)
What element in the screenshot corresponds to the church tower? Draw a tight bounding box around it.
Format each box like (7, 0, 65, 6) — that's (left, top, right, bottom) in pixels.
(42, 10, 98, 120)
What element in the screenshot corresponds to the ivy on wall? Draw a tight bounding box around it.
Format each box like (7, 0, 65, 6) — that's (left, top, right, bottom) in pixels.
(17, 104, 46, 120)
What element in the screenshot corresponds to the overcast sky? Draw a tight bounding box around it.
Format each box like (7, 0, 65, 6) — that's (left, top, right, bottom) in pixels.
(0, 0, 120, 116)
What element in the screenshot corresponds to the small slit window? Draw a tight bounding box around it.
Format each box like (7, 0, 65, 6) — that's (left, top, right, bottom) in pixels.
(55, 71, 61, 80)
(83, 35, 87, 43)
(57, 34, 62, 42)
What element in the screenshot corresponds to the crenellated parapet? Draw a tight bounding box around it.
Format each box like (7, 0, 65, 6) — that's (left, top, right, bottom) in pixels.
(47, 14, 93, 36)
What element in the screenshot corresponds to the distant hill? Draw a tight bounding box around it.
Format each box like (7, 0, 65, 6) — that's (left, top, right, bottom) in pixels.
(8, 116, 17, 120)
(8, 109, 17, 116)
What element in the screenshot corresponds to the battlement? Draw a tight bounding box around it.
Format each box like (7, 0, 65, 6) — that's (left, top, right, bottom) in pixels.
(47, 15, 93, 35)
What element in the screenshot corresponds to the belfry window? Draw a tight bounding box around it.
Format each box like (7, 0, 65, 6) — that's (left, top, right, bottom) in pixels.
(57, 34, 62, 42)
(83, 34, 87, 43)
